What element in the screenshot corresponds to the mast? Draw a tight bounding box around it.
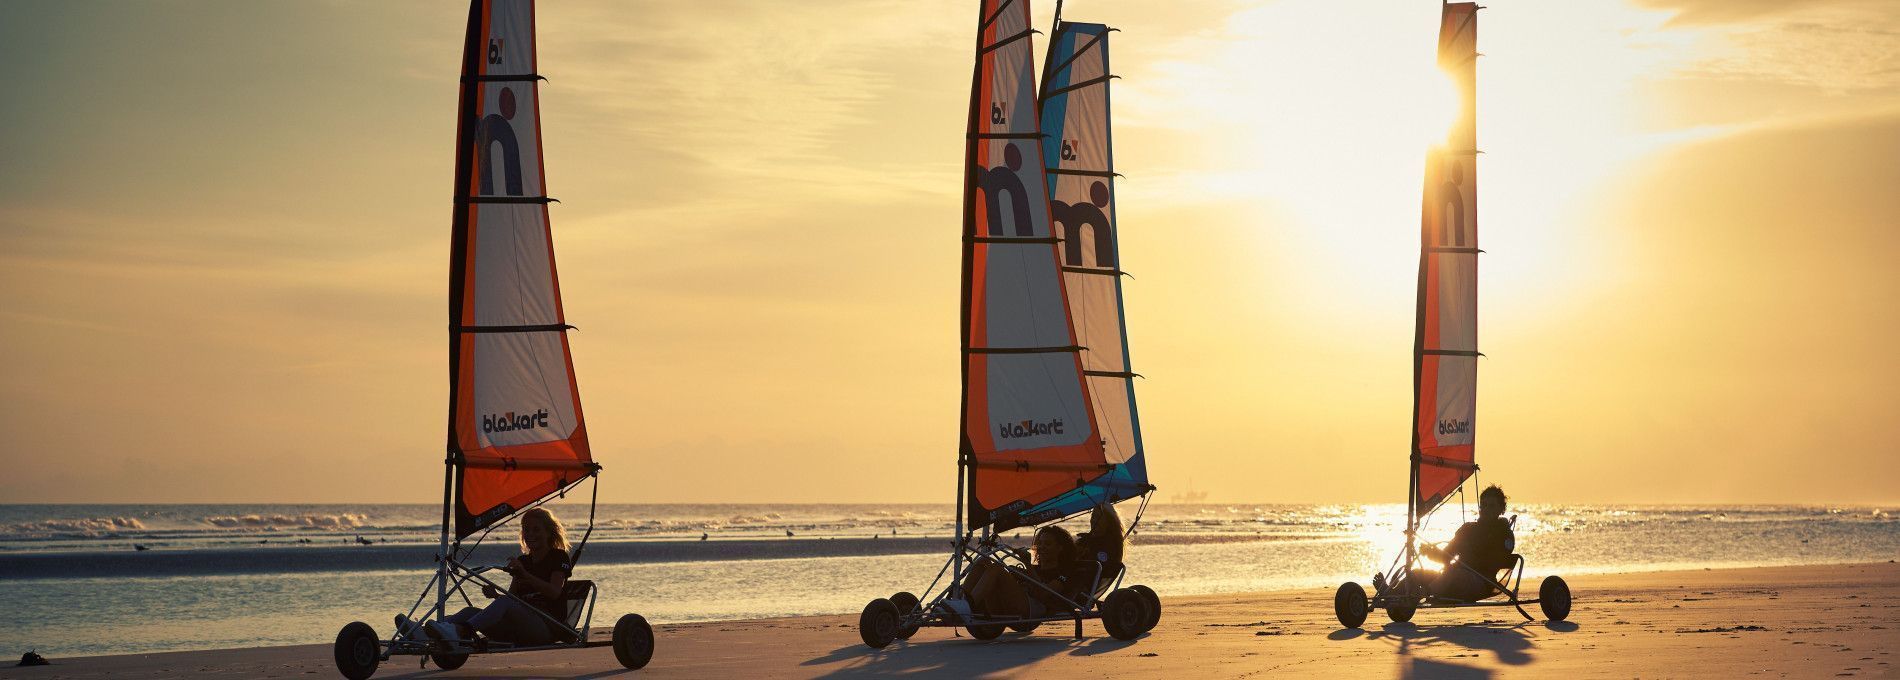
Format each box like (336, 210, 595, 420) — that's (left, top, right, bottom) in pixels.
(442, 0, 486, 610)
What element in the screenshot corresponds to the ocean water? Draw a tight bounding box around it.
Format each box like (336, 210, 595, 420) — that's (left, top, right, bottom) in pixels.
(0, 503, 1895, 657)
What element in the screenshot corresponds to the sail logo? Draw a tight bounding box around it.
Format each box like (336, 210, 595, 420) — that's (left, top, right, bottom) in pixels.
(487, 39, 505, 65)
(1052, 180, 1114, 267)
(483, 409, 550, 433)
(999, 418, 1064, 439)
(476, 87, 524, 196)
(977, 144, 1035, 237)
(1432, 157, 1469, 247)
(991, 102, 1008, 125)
(1436, 418, 1471, 436)
(1060, 140, 1078, 161)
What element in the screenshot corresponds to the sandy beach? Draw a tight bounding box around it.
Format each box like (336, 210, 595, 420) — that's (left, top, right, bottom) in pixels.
(4, 562, 1893, 679)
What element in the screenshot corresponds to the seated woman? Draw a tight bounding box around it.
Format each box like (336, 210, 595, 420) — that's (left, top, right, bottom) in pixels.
(961, 525, 1077, 618)
(1399, 485, 1516, 602)
(413, 508, 574, 645)
(1073, 503, 1125, 573)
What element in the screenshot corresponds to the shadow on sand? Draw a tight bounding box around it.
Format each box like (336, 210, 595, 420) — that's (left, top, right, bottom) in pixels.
(379, 668, 639, 680)
(805, 631, 1144, 678)
(1329, 619, 1581, 680)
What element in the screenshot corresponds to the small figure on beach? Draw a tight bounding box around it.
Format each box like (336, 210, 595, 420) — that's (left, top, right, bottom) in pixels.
(406, 508, 575, 646)
(1386, 485, 1516, 601)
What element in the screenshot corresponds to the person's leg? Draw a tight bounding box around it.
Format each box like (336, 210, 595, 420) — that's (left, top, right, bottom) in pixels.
(1431, 566, 1495, 601)
(440, 606, 481, 625)
(488, 598, 557, 645)
(978, 567, 1033, 617)
(461, 598, 560, 645)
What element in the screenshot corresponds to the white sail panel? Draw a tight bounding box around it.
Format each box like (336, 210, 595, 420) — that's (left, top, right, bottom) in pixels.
(468, 332, 581, 450)
(469, 204, 560, 325)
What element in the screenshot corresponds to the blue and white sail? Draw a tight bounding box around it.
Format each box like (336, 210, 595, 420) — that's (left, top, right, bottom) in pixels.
(1018, 20, 1150, 526)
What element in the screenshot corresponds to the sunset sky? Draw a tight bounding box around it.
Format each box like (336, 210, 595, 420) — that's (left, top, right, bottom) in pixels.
(1, 0, 1894, 505)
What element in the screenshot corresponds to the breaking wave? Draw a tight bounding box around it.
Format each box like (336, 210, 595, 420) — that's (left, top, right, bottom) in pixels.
(202, 513, 369, 530)
(0, 517, 147, 538)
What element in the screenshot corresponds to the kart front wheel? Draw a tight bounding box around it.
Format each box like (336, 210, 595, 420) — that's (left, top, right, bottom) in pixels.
(332, 621, 381, 680)
(1334, 582, 1369, 628)
(859, 599, 899, 649)
(612, 613, 655, 669)
(1539, 575, 1572, 622)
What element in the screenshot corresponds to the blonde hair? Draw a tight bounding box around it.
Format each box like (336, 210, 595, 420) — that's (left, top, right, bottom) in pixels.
(519, 508, 570, 554)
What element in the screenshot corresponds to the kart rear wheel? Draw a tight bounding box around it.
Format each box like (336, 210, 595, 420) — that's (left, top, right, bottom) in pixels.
(888, 591, 921, 640)
(333, 621, 380, 680)
(1539, 575, 1572, 622)
(966, 623, 1006, 640)
(429, 652, 468, 671)
(1008, 621, 1041, 633)
(1130, 584, 1161, 633)
(612, 613, 655, 669)
(1102, 588, 1146, 640)
(1333, 582, 1369, 628)
(1385, 600, 1416, 623)
(859, 598, 899, 649)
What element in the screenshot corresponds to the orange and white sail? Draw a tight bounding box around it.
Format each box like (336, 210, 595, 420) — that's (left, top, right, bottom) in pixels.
(1412, 2, 1479, 515)
(961, 0, 1105, 532)
(446, 0, 593, 538)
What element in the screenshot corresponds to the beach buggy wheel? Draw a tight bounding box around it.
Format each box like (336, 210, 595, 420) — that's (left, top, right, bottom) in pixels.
(860, 598, 900, 648)
(1008, 621, 1041, 634)
(1385, 600, 1416, 623)
(612, 613, 655, 670)
(429, 652, 468, 671)
(1102, 588, 1146, 640)
(1130, 584, 1161, 633)
(1539, 575, 1572, 622)
(1334, 582, 1369, 628)
(966, 623, 1005, 640)
(888, 591, 921, 640)
(332, 621, 381, 680)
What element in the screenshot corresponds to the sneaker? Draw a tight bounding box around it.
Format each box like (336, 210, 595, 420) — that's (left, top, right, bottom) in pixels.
(1371, 572, 1389, 597)
(424, 621, 463, 643)
(936, 597, 975, 623)
(394, 614, 421, 639)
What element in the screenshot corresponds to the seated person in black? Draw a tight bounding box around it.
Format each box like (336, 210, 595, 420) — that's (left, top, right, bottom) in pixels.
(1070, 503, 1126, 595)
(1404, 485, 1516, 602)
(416, 508, 574, 644)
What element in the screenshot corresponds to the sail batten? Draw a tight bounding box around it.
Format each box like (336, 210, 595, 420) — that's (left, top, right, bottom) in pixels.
(446, 0, 592, 540)
(1411, 2, 1480, 518)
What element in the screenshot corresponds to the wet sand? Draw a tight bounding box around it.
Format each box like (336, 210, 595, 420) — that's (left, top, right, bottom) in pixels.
(3, 562, 1894, 679)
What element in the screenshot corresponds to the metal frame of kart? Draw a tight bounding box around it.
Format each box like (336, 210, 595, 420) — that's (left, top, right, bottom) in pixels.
(1372, 546, 1542, 620)
(884, 491, 1156, 641)
(375, 473, 617, 663)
